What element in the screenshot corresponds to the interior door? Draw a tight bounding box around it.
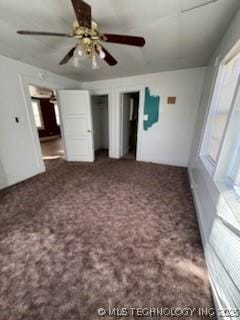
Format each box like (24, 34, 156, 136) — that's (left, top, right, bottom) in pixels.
(57, 90, 94, 162)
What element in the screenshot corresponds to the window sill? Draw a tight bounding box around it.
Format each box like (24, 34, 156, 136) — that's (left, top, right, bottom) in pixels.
(200, 155, 215, 176)
(215, 179, 240, 236)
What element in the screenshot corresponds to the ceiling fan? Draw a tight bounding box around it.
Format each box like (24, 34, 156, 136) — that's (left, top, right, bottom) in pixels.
(17, 0, 146, 69)
(49, 92, 57, 104)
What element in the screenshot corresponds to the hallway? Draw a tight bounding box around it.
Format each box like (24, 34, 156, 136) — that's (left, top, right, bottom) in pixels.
(40, 138, 64, 160)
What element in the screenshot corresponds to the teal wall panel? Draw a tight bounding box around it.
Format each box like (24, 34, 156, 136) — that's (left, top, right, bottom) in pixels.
(143, 87, 160, 131)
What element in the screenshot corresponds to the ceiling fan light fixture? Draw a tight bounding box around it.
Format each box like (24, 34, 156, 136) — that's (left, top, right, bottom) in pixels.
(75, 45, 83, 57)
(99, 48, 106, 60)
(92, 55, 99, 70)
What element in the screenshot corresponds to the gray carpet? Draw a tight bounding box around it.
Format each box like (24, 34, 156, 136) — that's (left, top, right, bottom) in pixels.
(0, 154, 214, 319)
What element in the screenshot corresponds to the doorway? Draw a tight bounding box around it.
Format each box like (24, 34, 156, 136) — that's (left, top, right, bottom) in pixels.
(91, 94, 109, 159)
(28, 85, 64, 167)
(121, 91, 140, 160)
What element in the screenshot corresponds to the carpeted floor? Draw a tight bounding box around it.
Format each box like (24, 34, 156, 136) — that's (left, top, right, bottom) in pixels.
(0, 154, 214, 319)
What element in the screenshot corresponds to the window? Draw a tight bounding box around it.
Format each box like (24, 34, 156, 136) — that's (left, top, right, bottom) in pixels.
(229, 135, 240, 195)
(32, 100, 44, 129)
(54, 104, 60, 126)
(200, 44, 240, 225)
(202, 53, 240, 166)
(217, 80, 240, 225)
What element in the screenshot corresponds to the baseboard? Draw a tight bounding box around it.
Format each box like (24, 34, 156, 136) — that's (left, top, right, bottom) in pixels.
(188, 168, 208, 244)
(188, 168, 222, 319)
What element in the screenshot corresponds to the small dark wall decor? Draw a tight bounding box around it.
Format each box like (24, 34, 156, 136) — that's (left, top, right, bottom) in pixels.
(167, 97, 176, 104)
(34, 98, 60, 138)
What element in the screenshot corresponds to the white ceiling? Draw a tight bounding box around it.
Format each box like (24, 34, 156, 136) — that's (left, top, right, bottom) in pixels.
(0, 0, 239, 81)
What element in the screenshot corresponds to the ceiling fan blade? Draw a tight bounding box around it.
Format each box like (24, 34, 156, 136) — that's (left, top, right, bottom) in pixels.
(17, 30, 72, 37)
(59, 46, 77, 65)
(103, 34, 145, 47)
(97, 46, 117, 66)
(71, 0, 92, 29)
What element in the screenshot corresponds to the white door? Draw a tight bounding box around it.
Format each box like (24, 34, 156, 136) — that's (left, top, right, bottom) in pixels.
(57, 90, 94, 162)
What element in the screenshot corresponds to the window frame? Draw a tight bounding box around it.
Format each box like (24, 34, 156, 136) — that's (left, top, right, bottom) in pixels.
(200, 47, 240, 177)
(31, 99, 44, 130)
(201, 48, 240, 227)
(223, 83, 240, 193)
(200, 64, 226, 175)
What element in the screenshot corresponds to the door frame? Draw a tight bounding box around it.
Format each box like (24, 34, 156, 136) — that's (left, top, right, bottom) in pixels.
(118, 86, 145, 160)
(19, 74, 65, 172)
(89, 88, 114, 158)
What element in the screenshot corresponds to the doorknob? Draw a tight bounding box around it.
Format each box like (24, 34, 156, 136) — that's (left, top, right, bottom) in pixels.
(87, 130, 91, 133)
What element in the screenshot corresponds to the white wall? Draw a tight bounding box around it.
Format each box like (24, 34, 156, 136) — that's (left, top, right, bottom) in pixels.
(0, 56, 205, 190)
(0, 55, 81, 189)
(189, 9, 240, 311)
(91, 95, 109, 151)
(83, 67, 206, 167)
